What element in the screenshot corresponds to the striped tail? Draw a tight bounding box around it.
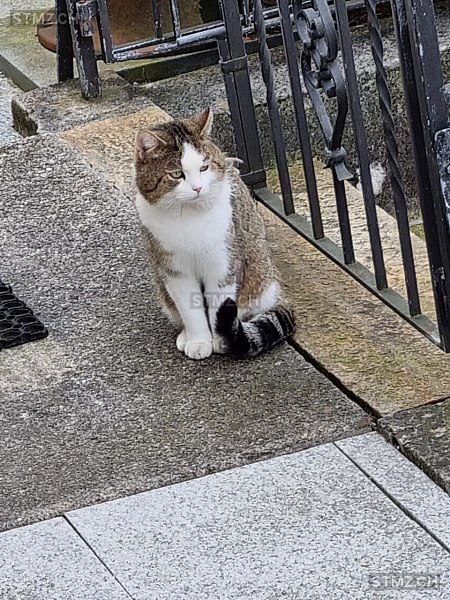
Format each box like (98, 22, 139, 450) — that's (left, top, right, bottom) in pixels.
(215, 298, 296, 358)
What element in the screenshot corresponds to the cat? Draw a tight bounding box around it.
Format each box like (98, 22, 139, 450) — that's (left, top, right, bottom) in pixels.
(133, 108, 295, 360)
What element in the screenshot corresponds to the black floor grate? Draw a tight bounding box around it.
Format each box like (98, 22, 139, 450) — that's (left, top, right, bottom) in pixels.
(0, 280, 48, 350)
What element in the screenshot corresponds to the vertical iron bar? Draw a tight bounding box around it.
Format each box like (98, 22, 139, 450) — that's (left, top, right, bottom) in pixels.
(278, 0, 324, 237)
(65, 0, 100, 98)
(241, 0, 251, 27)
(334, 0, 387, 289)
(96, 0, 114, 63)
(366, 0, 420, 315)
(57, 0, 74, 81)
(151, 0, 163, 38)
(217, 37, 252, 176)
(333, 173, 355, 264)
(395, 0, 450, 349)
(253, 0, 295, 215)
(294, 0, 355, 261)
(219, 0, 266, 188)
(169, 0, 182, 39)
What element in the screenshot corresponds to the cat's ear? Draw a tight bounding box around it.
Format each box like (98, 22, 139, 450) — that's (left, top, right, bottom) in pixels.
(185, 108, 213, 137)
(135, 130, 163, 161)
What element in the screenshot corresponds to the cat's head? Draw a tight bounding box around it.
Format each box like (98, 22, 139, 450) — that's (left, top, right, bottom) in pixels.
(135, 108, 227, 209)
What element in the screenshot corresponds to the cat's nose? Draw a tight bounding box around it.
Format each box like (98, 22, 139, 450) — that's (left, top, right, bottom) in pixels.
(192, 186, 202, 194)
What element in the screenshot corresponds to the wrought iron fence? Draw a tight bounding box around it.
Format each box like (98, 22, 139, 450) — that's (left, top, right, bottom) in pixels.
(217, 0, 450, 351)
(57, 0, 388, 97)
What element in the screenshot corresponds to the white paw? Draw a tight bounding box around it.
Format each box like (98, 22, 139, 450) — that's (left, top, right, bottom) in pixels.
(176, 329, 187, 352)
(212, 336, 228, 354)
(184, 340, 213, 360)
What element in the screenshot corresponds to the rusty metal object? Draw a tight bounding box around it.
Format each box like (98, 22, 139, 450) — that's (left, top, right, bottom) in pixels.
(37, 0, 209, 54)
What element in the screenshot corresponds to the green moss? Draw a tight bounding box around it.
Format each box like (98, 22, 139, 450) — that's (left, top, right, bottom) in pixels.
(411, 223, 426, 240)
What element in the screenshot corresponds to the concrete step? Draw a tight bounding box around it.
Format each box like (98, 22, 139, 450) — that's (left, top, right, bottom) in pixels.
(58, 105, 450, 416)
(0, 133, 368, 532)
(12, 70, 162, 136)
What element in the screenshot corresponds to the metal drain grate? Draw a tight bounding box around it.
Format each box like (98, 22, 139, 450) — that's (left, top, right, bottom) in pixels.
(0, 280, 48, 350)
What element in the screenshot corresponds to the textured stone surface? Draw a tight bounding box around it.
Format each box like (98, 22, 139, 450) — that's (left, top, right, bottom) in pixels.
(337, 432, 450, 549)
(263, 207, 450, 414)
(0, 0, 49, 20)
(68, 443, 450, 599)
(61, 107, 450, 415)
(0, 518, 129, 600)
(379, 400, 450, 495)
(61, 105, 171, 189)
(12, 71, 161, 136)
(0, 71, 21, 147)
(0, 135, 368, 531)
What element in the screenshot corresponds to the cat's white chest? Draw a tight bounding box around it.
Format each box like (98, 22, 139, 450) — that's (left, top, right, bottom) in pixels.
(135, 186, 232, 279)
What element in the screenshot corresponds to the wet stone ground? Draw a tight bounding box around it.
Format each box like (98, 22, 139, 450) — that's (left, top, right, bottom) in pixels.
(0, 71, 21, 147)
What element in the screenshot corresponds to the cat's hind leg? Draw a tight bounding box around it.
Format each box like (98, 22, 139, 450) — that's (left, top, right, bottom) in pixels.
(204, 280, 237, 354)
(237, 280, 281, 321)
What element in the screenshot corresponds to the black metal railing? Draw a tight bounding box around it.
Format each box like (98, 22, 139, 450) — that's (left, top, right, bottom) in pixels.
(57, 0, 390, 98)
(217, 0, 450, 350)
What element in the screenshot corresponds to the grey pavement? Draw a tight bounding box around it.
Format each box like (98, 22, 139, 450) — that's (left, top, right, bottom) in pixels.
(0, 518, 130, 600)
(380, 401, 450, 495)
(2, 433, 450, 599)
(0, 134, 369, 531)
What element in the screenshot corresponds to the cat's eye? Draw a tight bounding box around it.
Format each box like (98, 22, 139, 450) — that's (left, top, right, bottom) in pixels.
(200, 164, 209, 172)
(168, 170, 184, 179)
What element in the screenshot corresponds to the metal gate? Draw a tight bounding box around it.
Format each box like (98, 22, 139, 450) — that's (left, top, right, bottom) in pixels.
(217, 0, 450, 351)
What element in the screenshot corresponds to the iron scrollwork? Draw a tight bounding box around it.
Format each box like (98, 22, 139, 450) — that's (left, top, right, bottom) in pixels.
(293, 0, 352, 181)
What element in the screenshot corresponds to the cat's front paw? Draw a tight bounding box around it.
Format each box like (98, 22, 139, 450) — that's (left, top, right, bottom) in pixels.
(184, 339, 213, 360)
(176, 329, 187, 352)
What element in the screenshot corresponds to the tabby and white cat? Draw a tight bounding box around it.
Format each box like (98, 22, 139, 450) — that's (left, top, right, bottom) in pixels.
(134, 108, 295, 360)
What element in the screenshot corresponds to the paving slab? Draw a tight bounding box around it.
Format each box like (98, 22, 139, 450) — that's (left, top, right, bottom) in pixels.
(60, 108, 450, 415)
(0, 517, 129, 600)
(379, 400, 450, 496)
(337, 432, 450, 550)
(67, 442, 450, 600)
(12, 70, 165, 136)
(0, 135, 368, 531)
